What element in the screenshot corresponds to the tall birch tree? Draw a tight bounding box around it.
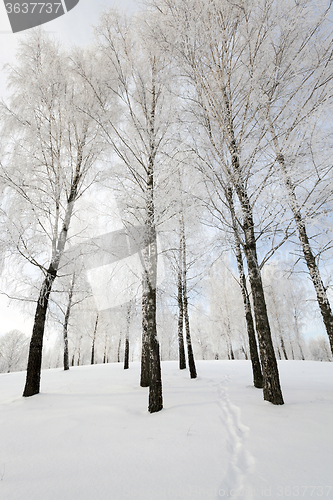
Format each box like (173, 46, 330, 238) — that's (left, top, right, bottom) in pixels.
(74, 9, 176, 412)
(147, 0, 284, 404)
(255, 0, 333, 354)
(0, 30, 105, 396)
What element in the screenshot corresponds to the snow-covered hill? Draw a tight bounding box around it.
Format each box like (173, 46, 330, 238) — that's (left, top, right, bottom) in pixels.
(0, 360, 332, 499)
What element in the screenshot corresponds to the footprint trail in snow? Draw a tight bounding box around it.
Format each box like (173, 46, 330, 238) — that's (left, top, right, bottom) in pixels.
(216, 375, 255, 499)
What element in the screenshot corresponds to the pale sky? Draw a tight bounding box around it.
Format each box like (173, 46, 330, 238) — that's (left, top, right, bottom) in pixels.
(0, 0, 138, 336)
(0, 0, 138, 100)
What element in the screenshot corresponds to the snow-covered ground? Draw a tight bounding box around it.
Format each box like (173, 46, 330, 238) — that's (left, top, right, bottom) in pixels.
(0, 360, 332, 500)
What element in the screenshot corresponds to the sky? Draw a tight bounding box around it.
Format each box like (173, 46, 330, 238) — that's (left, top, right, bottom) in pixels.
(0, 0, 138, 100)
(0, 0, 138, 336)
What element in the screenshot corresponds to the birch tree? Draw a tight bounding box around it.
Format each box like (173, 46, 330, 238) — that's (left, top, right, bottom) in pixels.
(0, 30, 106, 396)
(255, 0, 333, 355)
(124, 300, 134, 370)
(179, 200, 197, 378)
(170, 166, 199, 377)
(62, 272, 76, 371)
(147, 0, 284, 404)
(226, 187, 263, 386)
(73, 9, 176, 412)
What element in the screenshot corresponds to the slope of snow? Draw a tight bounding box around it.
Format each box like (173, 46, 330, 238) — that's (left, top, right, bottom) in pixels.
(0, 360, 332, 499)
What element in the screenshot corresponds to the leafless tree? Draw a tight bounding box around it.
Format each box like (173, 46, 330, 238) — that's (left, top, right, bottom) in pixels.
(0, 30, 106, 396)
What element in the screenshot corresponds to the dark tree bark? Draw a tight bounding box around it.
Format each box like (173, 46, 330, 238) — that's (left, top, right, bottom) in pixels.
(23, 266, 57, 397)
(63, 332, 69, 371)
(63, 272, 76, 371)
(91, 313, 99, 365)
(177, 262, 186, 370)
(241, 213, 284, 404)
(241, 345, 248, 360)
(140, 284, 150, 385)
(91, 342, 95, 365)
(227, 187, 263, 388)
(147, 285, 163, 413)
(280, 336, 288, 360)
(183, 290, 197, 379)
(103, 335, 108, 364)
(124, 302, 131, 370)
(229, 340, 235, 360)
(140, 296, 150, 386)
(141, 230, 163, 412)
(124, 336, 130, 370)
(117, 334, 121, 364)
(180, 211, 197, 380)
(141, 242, 163, 412)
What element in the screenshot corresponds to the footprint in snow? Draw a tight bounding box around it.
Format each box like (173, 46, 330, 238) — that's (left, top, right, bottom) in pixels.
(216, 375, 255, 499)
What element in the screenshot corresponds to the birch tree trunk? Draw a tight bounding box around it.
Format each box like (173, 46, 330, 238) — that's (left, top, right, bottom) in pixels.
(274, 146, 333, 356)
(226, 187, 263, 388)
(117, 335, 122, 364)
(91, 313, 99, 365)
(103, 335, 108, 364)
(141, 159, 163, 412)
(63, 272, 76, 371)
(23, 266, 57, 397)
(239, 192, 284, 404)
(140, 293, 150, 385)
(180, 210, 197, 379)
(23, 232, 70, 397)
(23, 161, 81, 397)
(124, 336, 130, 370)
(124, 302, 131, 370)
(177, 265, 186, 370)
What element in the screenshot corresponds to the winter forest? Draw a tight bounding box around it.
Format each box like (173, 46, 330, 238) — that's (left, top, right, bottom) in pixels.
(1, 1, 333, 498)
(1, 0, 333, 415)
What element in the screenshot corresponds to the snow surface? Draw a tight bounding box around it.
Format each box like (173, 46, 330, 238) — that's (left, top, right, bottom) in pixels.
(0, 360, 332, 500)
